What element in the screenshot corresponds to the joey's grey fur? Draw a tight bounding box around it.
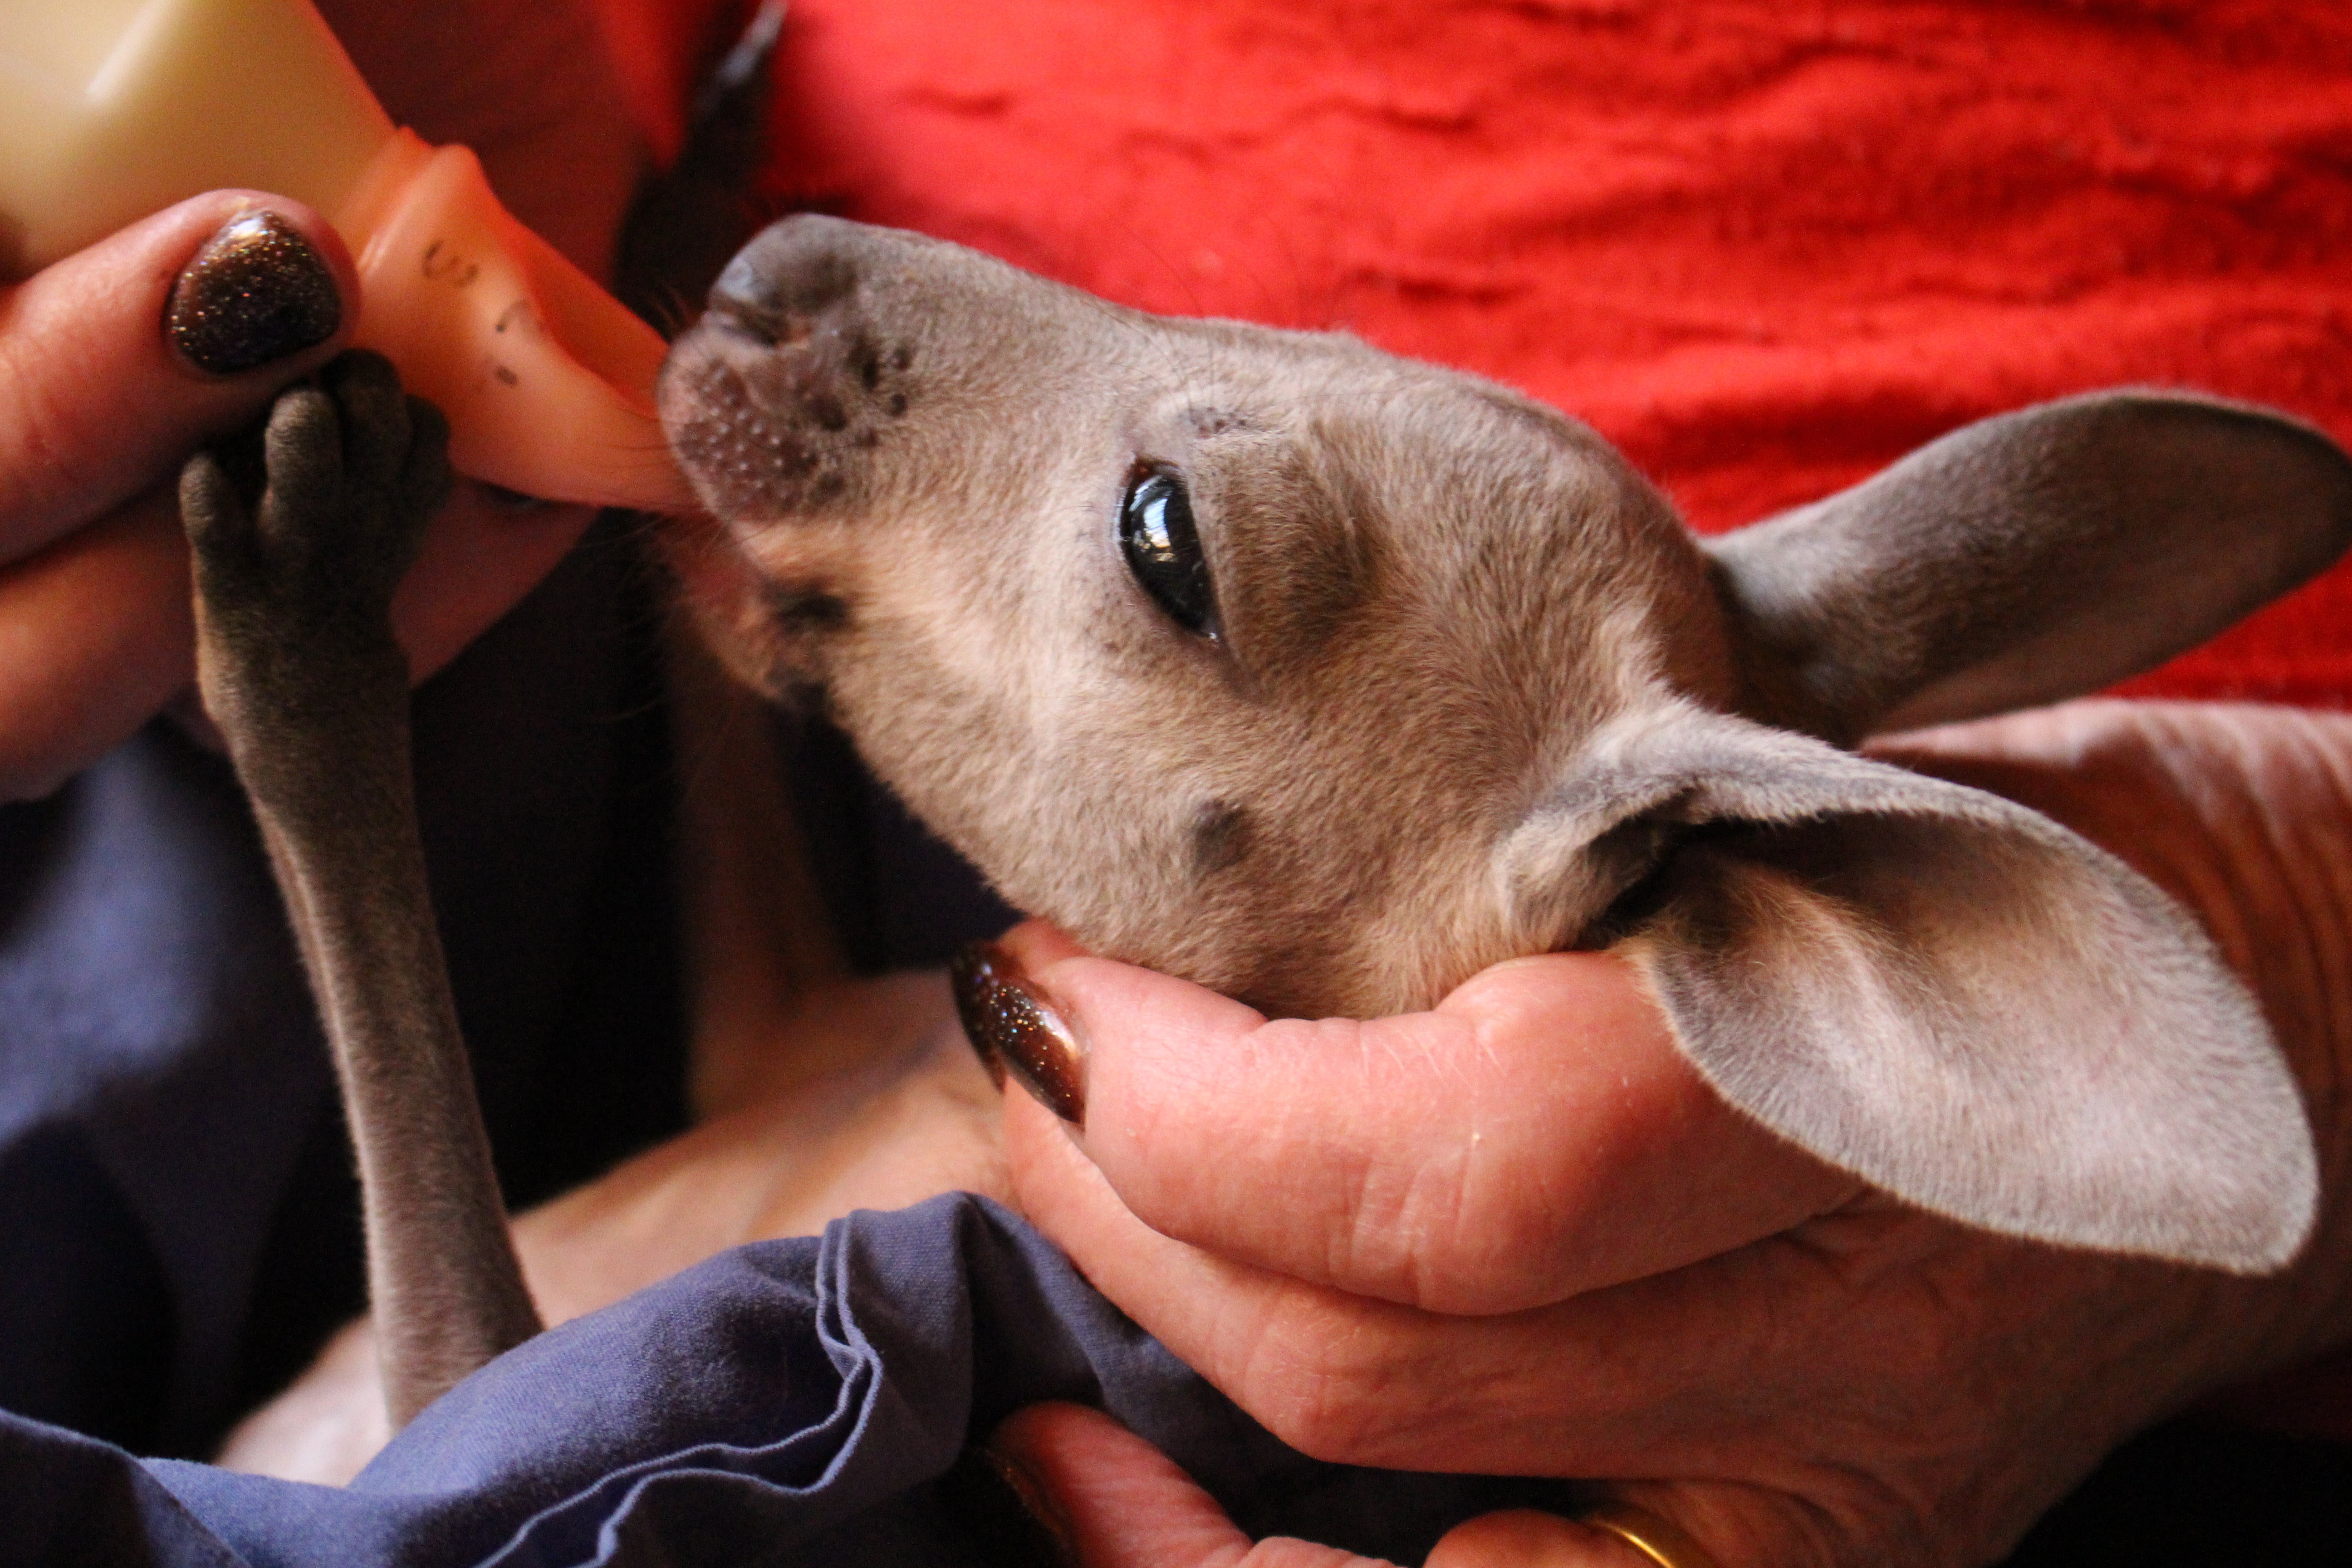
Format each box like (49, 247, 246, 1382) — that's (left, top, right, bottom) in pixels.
(185, 215, 2350, 1430)
(182, 352, 542, 1426)
(659, 215, 2352, 1274)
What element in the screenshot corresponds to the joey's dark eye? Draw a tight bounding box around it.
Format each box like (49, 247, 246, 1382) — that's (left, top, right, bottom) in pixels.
(1119, 466, 1216, 636)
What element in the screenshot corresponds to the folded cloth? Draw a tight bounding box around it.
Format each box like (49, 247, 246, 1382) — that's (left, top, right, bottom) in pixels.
(3, 1195, 1572, 1568)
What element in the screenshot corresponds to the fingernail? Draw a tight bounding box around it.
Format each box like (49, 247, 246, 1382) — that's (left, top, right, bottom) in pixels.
(167, 211, 342, 376)
(951, 946, 1010, 1092)
(951, 941, 1085, 1123)
(934, 1446, 1080, 1568)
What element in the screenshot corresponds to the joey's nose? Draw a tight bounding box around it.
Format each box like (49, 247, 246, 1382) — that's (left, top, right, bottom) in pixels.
(664, 217, 936, 519)
(705, 214, 892, 344)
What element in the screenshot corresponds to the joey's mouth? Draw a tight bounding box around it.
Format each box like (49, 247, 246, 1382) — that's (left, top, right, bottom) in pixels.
(659, 218, 950, 536)
(657, 505, 848, 704)
(657, 304, 918, 524)
(659, 328, 855, 521)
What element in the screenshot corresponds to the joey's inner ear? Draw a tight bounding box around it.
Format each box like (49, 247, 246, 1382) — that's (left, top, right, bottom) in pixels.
(1708, 392, 2352, 742)
(1499, 709, 2315, 1271)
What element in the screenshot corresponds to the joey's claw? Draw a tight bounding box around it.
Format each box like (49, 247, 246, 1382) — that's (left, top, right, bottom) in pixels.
(182, 349, 450, 634)
(181, 350, 454, 752)
(177, 448, 256, 572)
(319, 349, 413, 494)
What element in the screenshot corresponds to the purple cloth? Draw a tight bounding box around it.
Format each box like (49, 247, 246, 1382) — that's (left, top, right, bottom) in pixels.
(0, 529, 688, 1460)
(2, 1196, 1565, 1568)
(0, 532, 1558, 1564)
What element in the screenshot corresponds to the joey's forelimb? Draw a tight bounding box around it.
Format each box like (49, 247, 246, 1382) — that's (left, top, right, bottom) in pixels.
(181, 350, 542, 1428)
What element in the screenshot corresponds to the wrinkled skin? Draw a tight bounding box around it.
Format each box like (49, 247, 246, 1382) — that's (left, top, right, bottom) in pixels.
(987, 701, 2352, 1568)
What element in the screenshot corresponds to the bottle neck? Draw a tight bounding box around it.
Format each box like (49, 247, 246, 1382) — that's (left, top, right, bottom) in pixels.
(334, 130, 691, 514)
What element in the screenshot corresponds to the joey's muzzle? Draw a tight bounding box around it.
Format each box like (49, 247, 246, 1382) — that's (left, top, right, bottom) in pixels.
(661, 216, 939, 522)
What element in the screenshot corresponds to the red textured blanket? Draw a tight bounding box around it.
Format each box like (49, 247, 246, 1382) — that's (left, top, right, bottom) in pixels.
(605, 0, 2352, 706)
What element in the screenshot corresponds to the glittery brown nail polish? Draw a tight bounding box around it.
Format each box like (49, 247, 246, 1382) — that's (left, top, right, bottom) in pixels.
(951, 941, 1085, 1123)
(166, 211, 341, 375)
(951, 943, 1011, 1092)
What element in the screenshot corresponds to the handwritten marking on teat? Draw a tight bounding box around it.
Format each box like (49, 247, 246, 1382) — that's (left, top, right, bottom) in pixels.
(422, 240, 480, 289)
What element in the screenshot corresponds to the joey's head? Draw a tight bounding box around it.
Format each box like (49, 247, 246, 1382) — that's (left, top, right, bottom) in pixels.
(659, 215, 1740, 1019)
(663, 216, 2352, 1269)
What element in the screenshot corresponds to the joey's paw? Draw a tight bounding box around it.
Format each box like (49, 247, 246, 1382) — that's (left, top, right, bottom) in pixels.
(180, 350, 451, 686)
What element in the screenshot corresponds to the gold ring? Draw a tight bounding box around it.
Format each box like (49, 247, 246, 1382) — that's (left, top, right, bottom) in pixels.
(1578, 1500, 1724, 1568)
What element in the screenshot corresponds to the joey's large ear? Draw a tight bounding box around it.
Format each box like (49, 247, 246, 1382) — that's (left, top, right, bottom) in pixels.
(1495, 706, 2316, 1271)
(1708, 392, 2352, 741)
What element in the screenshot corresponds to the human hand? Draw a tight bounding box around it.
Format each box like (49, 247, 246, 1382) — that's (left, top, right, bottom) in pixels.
(995, 701, 2352, 1566)
(0, 0, 641, 801)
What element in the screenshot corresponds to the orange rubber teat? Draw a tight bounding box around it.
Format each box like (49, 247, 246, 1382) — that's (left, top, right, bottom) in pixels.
(0, 0, 691, 512)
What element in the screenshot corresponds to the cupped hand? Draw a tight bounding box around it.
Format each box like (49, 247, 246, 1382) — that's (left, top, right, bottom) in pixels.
(1000, 701, 2352, 1566)
(0, 0, 641, 801)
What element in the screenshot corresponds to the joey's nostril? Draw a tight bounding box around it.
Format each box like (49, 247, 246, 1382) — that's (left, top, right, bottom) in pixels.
(711, 234, 862, 321)
(706, 256, 794, 347)
(851, 339, 883, 391)
(704, 290, 800, 350)
(806, 391, 850, 432)
(711, 250, 770, 310)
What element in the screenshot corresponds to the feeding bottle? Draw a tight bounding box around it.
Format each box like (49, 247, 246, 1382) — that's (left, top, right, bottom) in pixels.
(0, 0, 691, 511)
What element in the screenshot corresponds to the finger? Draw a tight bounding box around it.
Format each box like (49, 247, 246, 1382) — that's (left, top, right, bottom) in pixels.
(995, 1406, 1731, 1568)
(0, 194, 356, 562)
(1427, 1510, 1649, 1568)
(0, 493, 194, 802)
(993, 923, 1853, 1313)
(382, 485, 593, 687)
(1003, 1084, 1780, 1476)
(988, 1402, 1396, 1568)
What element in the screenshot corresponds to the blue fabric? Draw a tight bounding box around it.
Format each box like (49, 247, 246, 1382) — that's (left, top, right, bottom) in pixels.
(0, 532, 1562, 1563)
(1, 1196, 1568, 1567)
(0, 529, 688, 1460)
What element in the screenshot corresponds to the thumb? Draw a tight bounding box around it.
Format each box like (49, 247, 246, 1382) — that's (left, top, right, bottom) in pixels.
(0, 192, 355, 561)
(1429, 1510, 1672, 1567)
(986, 1402, 1396, 1568)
